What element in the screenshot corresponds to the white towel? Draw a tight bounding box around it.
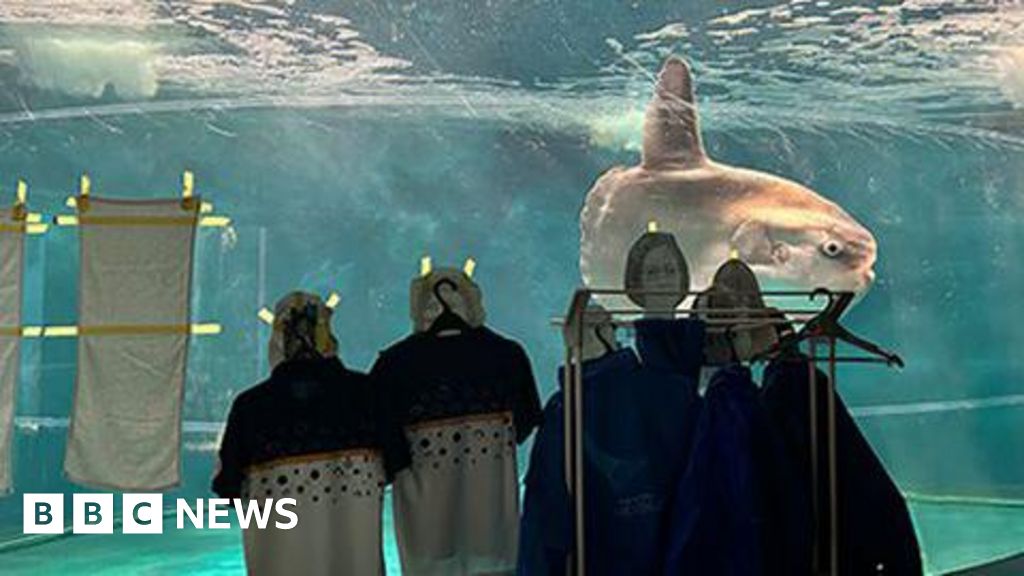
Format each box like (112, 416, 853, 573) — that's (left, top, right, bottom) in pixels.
(65, 197, 199, 491)
(0, 216, 25, 494)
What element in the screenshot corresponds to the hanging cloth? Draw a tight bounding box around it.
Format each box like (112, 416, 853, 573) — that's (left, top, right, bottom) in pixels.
(0, 210, 25, 494)
(663, 364, 811, 576)
(65, 197, 199, 490)
(518, 319, 704, 576)
(762, 356, 922, 575)
(215, 292, 385, 576)
(373, 325, 542, 576)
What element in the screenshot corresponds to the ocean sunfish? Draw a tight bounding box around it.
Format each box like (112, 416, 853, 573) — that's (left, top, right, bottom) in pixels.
(579, 57, 878, 304)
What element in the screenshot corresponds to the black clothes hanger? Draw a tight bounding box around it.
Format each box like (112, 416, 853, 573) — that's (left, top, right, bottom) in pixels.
(594, 325, 616, 356)
(428, 278, 472, 336)
(282, 301, 321, 360)
(755, 288, 904, 368)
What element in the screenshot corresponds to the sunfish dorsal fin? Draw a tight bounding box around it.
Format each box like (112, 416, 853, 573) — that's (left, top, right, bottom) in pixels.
(642, 56, 706, 169)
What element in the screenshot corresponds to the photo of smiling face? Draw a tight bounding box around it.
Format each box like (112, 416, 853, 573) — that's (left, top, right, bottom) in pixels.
(641, 244, 682, 292)
(624, 232, 690, 311)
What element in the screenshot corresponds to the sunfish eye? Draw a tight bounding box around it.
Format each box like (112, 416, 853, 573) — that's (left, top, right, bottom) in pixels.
(821, 239, 844, 258)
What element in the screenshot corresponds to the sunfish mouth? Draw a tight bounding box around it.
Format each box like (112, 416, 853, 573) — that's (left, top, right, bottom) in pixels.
(862, 269, 876, 290)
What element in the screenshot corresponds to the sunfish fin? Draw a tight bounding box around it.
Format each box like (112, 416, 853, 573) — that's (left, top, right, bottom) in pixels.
(731, 221, 789, 266)
(642, 56, 706, 169)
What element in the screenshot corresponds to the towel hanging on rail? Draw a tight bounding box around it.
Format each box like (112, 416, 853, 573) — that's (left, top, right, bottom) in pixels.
(64, 196, 199, 491)
(0, 210, 25, 494)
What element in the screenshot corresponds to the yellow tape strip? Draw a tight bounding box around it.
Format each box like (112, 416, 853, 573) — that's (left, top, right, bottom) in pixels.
(199, 216, 230, 227)
(21, 324, 224, 338)
(78, 215, 199, 227)
(1, 221, 48, 234)
(43, 326, 77, 337)
(78, 323, 221, 336)
(325, 292, 341, 310)
(56, 215, 228, 228)
(183, 171, 195, 199)
(257, 308, 275, 325)
(191, 323, 222, 335)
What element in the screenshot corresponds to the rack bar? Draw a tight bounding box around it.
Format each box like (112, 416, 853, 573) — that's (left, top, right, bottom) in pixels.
(582, 287, 852, 298)
(827, 337, 839, 576)
(552, 317, 816, 328)
(807, 338, 821, 574)
(597, 308, 821, 316)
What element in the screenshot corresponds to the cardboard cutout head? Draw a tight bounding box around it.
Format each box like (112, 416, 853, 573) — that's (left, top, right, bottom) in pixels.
(624, 231, 690, 311)
(268, 291, 338, 369)
(696, 259, 779, 363)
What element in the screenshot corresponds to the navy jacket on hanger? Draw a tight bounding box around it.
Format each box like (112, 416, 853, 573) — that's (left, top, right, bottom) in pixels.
(663, 363, 811, 576)
(518, 319, 704, 576)
(762, 356, 922, 575)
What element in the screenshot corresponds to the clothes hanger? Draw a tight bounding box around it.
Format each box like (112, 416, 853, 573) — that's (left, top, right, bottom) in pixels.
(580, 305, 618, 361)
(428, 278, 471, 336)
(281, 301, 321, 359)
(594, 327, 616, 356)
(754, 288, 904, 367)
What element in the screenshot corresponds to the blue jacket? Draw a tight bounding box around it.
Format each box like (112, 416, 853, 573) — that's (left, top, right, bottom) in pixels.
(663, 364, 811, 576)
(518, 320, 704, 576)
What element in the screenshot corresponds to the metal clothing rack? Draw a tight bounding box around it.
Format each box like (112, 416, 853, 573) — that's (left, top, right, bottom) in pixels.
(558, 287, 900, 576)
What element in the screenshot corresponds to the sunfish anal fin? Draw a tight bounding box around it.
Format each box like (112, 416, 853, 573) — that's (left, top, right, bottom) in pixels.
(642, 56, 706, 169)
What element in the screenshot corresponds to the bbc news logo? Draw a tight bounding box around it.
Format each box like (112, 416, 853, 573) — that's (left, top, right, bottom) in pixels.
(24, 494, 298, 534)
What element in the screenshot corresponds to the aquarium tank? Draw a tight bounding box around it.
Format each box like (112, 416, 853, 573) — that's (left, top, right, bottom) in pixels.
(0, 1, 1023, 574)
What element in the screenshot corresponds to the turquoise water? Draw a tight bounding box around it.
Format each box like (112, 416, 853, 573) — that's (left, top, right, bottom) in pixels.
(1, 1, 1024, 573)
(3, 501, 1023, 575)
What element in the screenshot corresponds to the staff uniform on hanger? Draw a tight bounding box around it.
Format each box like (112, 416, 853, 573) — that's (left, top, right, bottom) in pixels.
(518, 319, 704, 576)
(214, 294, 386, 576)
(373, 326, 542, 576)
(663, 363, 811, 576)
(762, 356, 922, 575)
(214, 357, 385, 576)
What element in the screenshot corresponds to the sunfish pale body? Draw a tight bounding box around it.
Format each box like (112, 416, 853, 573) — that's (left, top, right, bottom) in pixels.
(580, 57, 877, 302)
